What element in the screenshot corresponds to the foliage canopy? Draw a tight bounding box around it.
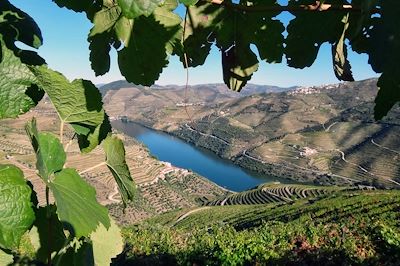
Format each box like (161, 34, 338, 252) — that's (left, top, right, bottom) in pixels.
(0, 0, 399, 264)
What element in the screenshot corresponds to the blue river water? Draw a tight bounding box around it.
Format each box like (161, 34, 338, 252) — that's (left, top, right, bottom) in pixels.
(112, 120, 288, 192)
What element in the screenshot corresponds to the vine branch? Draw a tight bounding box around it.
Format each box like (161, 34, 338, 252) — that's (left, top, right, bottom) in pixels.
(206, 0, 380, 13)
(45, 187, 52, 266)
(182, 8, 195, 126)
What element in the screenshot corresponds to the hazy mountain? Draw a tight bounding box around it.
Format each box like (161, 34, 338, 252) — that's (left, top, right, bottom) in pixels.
(99, 80, 295, 97)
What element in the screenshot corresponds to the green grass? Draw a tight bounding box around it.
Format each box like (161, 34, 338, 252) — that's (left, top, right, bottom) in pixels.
(118, 190, 400, 265)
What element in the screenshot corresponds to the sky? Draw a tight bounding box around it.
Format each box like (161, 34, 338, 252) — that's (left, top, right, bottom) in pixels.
(10, 0, 377, 87)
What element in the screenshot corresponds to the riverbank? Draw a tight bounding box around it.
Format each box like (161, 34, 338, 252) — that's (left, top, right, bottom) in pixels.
(113, 119, 339, 188)
(112, 120, 292, 191)
(124, 119, 345, 186)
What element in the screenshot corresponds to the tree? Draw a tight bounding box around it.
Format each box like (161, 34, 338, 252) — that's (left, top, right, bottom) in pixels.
(0, 0, 398, 264)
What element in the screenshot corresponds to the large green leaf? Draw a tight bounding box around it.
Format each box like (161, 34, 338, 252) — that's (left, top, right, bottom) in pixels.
(286, 0, 346, 68)
(26, 119, 66, 181)
(48, 168, 110, 238)
(222, 45, 259, 92)
(89, 33, 112, 76)
(179, 0, 198, 6)
(366, 0, 400, 119)
(88, 3, 133, 75)
(0, 164, 35, 250)
(184, 1, 283, 91)
(89, 5, 122, 36)
(182, 3, 222, 67)
(0, 38, 44, 119)
(103, 135, 136, 205)
(91, 216, 123, 266)
(153, 0, 182, 55)
(52, 0, 93, 13)
(29, 66, 111, 152)
(347, 0, 379, 54)
(117, 0, 163, 19)
(54, 239, 94, 266)
(0, 0, 43, 49)
(118, 2, 181, 86)
(0, 249, 13, 265)
(114, 16, 134, 46)
(331, 13, 354, 82)
(29, 205, 67, 264)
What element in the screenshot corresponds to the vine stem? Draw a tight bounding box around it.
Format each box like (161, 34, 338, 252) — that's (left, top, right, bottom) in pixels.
(182, 8, 194, 126)
(206, 0, 379, 13)
(64, 133, 76, 153)
(45, 186, 52, 266)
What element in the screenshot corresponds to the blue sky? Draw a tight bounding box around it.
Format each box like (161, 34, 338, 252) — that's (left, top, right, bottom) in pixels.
(11, 0, 377, 87)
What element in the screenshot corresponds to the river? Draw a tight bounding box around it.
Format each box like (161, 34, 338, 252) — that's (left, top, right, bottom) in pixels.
(112, 120, 289, 192)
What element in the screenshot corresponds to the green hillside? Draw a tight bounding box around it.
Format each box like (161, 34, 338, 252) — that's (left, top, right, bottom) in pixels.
(118, 188, 400, 265)
(103, 79, 400, 189)
(205, 183, 341, 206)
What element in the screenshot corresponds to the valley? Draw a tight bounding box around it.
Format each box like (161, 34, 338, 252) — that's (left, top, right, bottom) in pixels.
(0, 102, 229, 225)
(2, 79, 400, 265)
(102, 79, 400, 189)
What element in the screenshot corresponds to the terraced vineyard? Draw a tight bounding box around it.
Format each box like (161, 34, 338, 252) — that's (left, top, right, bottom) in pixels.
(206, 183, 340, 206)
(0, 103, 229, 226)
(330, 125, 400, 187)
(106, 79, 400, 189)
(169, 189, 400, 230)
(122, 190, 400, 265)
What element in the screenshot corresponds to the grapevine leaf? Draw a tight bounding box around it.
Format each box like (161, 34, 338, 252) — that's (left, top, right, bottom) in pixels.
(179, 0, 198, 6)
(375, 72, 400, 120)
(286, 0, 345, 68)
(49, 168, 110, 238)
(332, 13, 354, 82)
(29, 66, 111, 152)
(222, 45, 259, 92)
(52, 0, 93, 13)
(103, 135, 136, 205)
(347, 0, 379, 54)
(89, 5, 121, 36)
(184, 1, 282, 91)
(332, 41, 354, 81)
(89, 33, 112, 76)
(114, 16, 134, 46)
(117, 0, 163, 19)
(0, 249, 13, 265)
(183, 3, 221, 67)
(251, 19, 285, 63)
(88, 5, 133, 75)
(118, 3, 181, 86)
(367, 0, 400, 119)
(55, 239, 94, 266)
(29, 205, 66, 264)
(0, 38, 44, 119)
(0, 164, 35, 250)
(25, 118, 66, 181)
(0, 0, 43, 49)
(91, 216, 123, 266)
(153, 0, 182, 55)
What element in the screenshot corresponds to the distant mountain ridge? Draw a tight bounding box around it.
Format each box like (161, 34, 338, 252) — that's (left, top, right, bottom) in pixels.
(99, 80, 297, 97)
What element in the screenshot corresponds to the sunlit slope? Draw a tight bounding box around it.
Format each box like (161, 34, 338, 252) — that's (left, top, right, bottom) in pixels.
(121, 189, 400, 265)
(205, 183, 341, 206)
(102, 78, 400, 188)
(167, 189, 400, 230)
